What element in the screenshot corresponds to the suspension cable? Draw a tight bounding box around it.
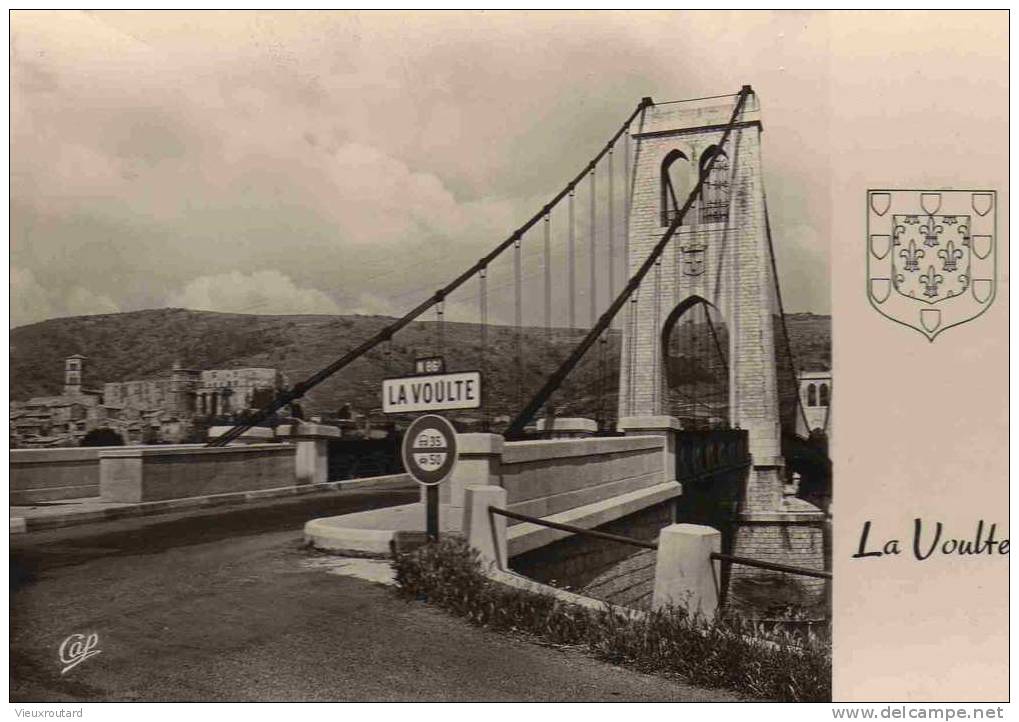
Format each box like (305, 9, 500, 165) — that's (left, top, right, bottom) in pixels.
(762, 189, 813, 436)
(568, 188, 576, 330)
(608, 147, 615, 312)
(626, 292, 638, 417)
(597, 331, 607, 429)
(207, 98, 652, 446)
(436, 292, 445, 358)
(479, 265, 488, 431)
(589, 166, 597, 327)
(505, 86, 752, 438)
(652, 255, 662, 415)
(544, 212, 551, 340)
(704, 303, 729, 372)
(514, 235, 523, 409)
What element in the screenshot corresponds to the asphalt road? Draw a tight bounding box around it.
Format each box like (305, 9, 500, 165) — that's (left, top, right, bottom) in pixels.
(10, 489, 746, 702)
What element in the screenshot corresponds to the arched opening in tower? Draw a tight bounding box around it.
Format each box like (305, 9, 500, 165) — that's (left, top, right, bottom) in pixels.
(661, 297, 730, 429)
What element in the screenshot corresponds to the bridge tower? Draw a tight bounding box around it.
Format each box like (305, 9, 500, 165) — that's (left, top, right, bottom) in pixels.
(618, 89, 826, 613)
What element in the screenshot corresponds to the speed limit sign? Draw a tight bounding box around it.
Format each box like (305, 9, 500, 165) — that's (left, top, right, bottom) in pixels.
(401, 414, 458, 487)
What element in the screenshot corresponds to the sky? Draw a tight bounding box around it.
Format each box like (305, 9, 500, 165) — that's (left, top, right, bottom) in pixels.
(10, 10, 834, 329)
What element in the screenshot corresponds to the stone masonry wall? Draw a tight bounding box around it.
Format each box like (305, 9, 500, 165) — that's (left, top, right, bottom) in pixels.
(509, 500, 674, 611)
(729, 517, 828, 621)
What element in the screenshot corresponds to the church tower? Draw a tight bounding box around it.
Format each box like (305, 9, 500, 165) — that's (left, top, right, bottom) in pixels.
(64, 354, 86, 396)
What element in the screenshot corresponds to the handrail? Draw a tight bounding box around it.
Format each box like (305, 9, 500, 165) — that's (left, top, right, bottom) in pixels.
(488, 506, 658, 550)
(487, 504, 831, 580)
(677, 460, 751, 484)
(710, 552, 831, 580)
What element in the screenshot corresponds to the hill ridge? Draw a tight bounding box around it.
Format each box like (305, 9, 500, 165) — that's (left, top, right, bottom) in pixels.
(10, 308, 830, 416)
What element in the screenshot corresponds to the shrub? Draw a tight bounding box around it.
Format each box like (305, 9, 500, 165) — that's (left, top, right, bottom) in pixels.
(394, 537, 831, 702)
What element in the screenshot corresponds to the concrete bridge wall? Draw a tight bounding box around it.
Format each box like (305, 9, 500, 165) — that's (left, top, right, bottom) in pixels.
(460, 423, 684, 608)
(99, 444, 297, 503)
(500, 436, 670, 519)
(10, 446, 145, 504)
(450, 431, 681, 559)
(463, 416, 826, 620)
(11, 422, 347, 505)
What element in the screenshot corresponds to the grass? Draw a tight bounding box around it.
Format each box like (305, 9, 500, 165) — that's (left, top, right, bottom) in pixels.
(393, 537, 831, 702)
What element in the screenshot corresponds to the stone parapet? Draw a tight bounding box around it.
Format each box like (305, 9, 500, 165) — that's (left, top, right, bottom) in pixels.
(99, 443, 296, 503)
(535, 417, 598, 439)
(207, 425, 275, 445)
(11, 445, 205, 505)
(275, 422, 341, 441)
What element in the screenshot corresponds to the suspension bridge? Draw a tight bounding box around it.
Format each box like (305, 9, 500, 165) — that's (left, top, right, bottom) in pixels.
(213, 85, 832, 617)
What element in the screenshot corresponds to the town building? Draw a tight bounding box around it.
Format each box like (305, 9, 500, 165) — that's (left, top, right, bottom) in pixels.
(795, 370, 832, 440)
(10, 355, 285, 448)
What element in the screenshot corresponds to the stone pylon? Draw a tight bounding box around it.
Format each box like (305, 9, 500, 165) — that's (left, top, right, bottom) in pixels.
(617, 89, 827, 618)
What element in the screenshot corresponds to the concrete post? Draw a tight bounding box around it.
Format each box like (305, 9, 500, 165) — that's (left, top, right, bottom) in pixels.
(99, 448, 144, 503)
(276, 422, 341, 485)
(425, 433, 503, 508)
(652, 523, 721, 619)
(617, 416, 680, 483)
(463, 484, 508, 570)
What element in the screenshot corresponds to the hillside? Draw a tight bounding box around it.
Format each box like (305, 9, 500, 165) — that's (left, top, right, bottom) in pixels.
(10, 308, 829, 419)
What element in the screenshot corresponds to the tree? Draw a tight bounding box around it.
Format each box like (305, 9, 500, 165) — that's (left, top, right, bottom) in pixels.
(80, 428, 124, 447)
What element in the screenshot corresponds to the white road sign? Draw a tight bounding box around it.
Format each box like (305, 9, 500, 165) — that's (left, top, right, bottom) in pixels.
(382, 371, 482, 414)
(401, 415, 458, 487)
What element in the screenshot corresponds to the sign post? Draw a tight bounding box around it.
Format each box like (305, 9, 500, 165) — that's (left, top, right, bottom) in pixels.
(400, 414, 459, 542)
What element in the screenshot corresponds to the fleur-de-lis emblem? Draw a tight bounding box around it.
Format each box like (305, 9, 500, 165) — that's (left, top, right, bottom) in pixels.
(892, 224, 907, 245)
(920, 265, 944, 298)
(920, 217, 944, 247)
(958, 224, 970, 243)
(937, 240, 964, 272)
(898, 239, 925, 272)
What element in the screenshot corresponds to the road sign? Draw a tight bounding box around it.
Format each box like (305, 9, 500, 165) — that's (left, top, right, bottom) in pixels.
(382, 371, 481, 414)
(415, 356, 445, 375)
(401, 414, 458, 487)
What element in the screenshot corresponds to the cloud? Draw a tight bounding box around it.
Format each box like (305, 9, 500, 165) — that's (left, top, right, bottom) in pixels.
(11, 266, 120, 327)
(65, 286, 121, 316)
(10, 10, 836, 326)
(166, 270, 341, 316)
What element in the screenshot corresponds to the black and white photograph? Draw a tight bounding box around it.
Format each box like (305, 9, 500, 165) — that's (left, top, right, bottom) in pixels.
(7, 9, 1007, 710)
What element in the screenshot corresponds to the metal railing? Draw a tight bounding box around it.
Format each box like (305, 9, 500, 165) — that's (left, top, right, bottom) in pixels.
(710, 552, 832, 580)
(488, 506, 831, 581)
(676, 429, 750, 481)
(488, 506, 657, 550)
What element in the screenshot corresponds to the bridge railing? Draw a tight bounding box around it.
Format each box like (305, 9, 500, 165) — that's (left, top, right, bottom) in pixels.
(487, 506, 829, 579)
(709, 552, 831, 581)
(470, 500, 828, 620)
(488, 506, 658, 550)
(675, 429, 750, 482)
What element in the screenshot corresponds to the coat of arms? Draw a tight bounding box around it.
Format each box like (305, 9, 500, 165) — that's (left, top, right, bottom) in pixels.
(867, 190, 996, 341)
